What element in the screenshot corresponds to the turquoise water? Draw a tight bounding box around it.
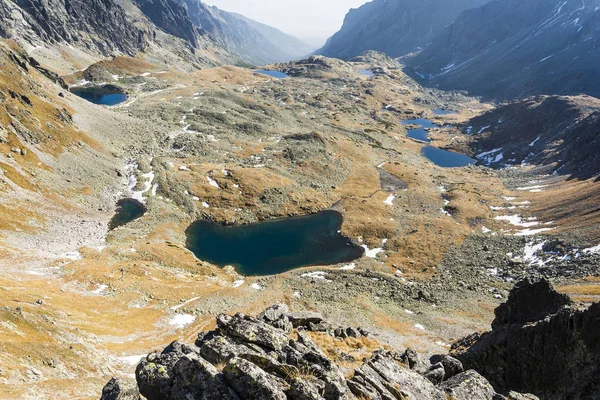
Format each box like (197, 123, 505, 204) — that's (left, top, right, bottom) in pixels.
(108, 199, 146, 230)
(422, 146, 475, 168)
(185, 210, 364, 276)
(358, 69, 375, 77)
(253, 70, 288, 79)
(71, 86, 127, 106)
(402, 118, 439, 142)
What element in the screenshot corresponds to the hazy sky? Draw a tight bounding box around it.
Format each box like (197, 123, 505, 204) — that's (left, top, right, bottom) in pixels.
(203, 0, 368, 44)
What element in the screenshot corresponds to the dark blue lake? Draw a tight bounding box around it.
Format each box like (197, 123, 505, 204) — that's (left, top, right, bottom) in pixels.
(253, 70, 288, 79)
(358, 69, 375, 77)
(185, 210, 364, 276)
(71, 85, 127, 106)
(422, 146, 475, 168)
(402, 118, 439, 142)
(108, 198, 146, 230)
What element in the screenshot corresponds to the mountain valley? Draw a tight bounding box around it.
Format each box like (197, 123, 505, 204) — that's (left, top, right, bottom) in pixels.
(0, 0, 599, 399)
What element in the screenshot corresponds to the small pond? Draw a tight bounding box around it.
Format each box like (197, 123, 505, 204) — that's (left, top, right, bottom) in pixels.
(401, 118, 439, 143)
(422, 146, 475, 168)
(358, 69, 375, 77)
(71, 85, 127, 106)
(433, 109, 457, 115)
(185, 210, 364, 276)
(108, 198, 147, 230)
(253, 70, 289, 79)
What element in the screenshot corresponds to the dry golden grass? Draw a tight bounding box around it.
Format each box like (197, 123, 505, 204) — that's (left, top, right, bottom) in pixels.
(557, 284, 600, 296)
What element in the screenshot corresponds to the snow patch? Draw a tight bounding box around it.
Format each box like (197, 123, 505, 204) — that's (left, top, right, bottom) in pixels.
(362, 245, 383, 258)
(301, 271, 329, 280)
(340, 263, 356, 270)
(169, 314, 195, 329)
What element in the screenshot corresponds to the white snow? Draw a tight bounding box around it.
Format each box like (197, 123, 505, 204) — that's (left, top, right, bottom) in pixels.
(523, 241, 547, 266)
(170, 297, 201, 311)
(414, 324, 425, 331)
(529, 136, 541, 146)
(362, 245, 383, 258)
(251, 283, 262, 290)
(169, 314, 195, 329)
(92, 284, 108, 294)
(119, 355, 146, 366)
(340, 263, 356, 270)
(495, 215, 540, 228)
(201, 202, 210, 208)
(301, 271, 329, 280)
(476, 148, 503, 159)
(384, 194, 395, 206)
(516, 185, 548, 192)
(232, 280, 245, 288)
(482, 226, 492, 233)
(477, 125, 491, 134)
(583, 244, 600, 254)
(61, 251, 82, 261)
(207, 176, 220, 189)
(514, 228, 555, 236)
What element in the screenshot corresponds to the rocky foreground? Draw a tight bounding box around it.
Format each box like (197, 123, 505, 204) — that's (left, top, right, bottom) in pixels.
(99, 279, 599, 400)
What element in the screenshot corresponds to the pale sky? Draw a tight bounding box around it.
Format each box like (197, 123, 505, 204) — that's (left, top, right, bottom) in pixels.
(203, 0, 369, 45)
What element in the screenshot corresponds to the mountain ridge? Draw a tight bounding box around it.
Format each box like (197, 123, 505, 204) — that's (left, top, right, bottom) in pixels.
(318, 0, 489, 60)
(406, 0, 600, 99)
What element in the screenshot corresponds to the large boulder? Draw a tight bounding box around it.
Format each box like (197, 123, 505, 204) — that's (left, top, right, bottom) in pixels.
(100, 377, 140, 400)
(453, 279, 600, 399)
(223, 357, 288, 400)
(217, 313, 290, 351)
(102, 305, 506, 400)
(136, 341, 198, 400)
(350, 352, 446, 400)
(492, 278, 570, 329)
(439, 370, 496, 400)
(170, 354, 239, 400)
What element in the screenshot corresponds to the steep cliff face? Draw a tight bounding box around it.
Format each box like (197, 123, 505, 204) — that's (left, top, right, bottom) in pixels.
(133, 0, 199, 48)
(182, 0, 313, 64)
(407, 0, 600, 99)
(318, 0, 489, 60)
(452, 279, 600, 399)
(0, 0, 149, 56)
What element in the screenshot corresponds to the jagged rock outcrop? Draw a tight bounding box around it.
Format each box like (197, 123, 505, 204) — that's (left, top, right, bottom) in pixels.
(133, 0, 199, 48)
(318, 0, 489, 60)
(100, 303, 524, 400)
(452, 278, 600, 399)
(0, 0, 149, 56)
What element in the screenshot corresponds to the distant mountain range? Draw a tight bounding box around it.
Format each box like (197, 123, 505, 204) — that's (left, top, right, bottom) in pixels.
(182, 1, 315, 65)
(317, 0, 489, 60)
(407, 0, 600, 99)
(321, 0, 600, 100)
(0, 0, 312, 70)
